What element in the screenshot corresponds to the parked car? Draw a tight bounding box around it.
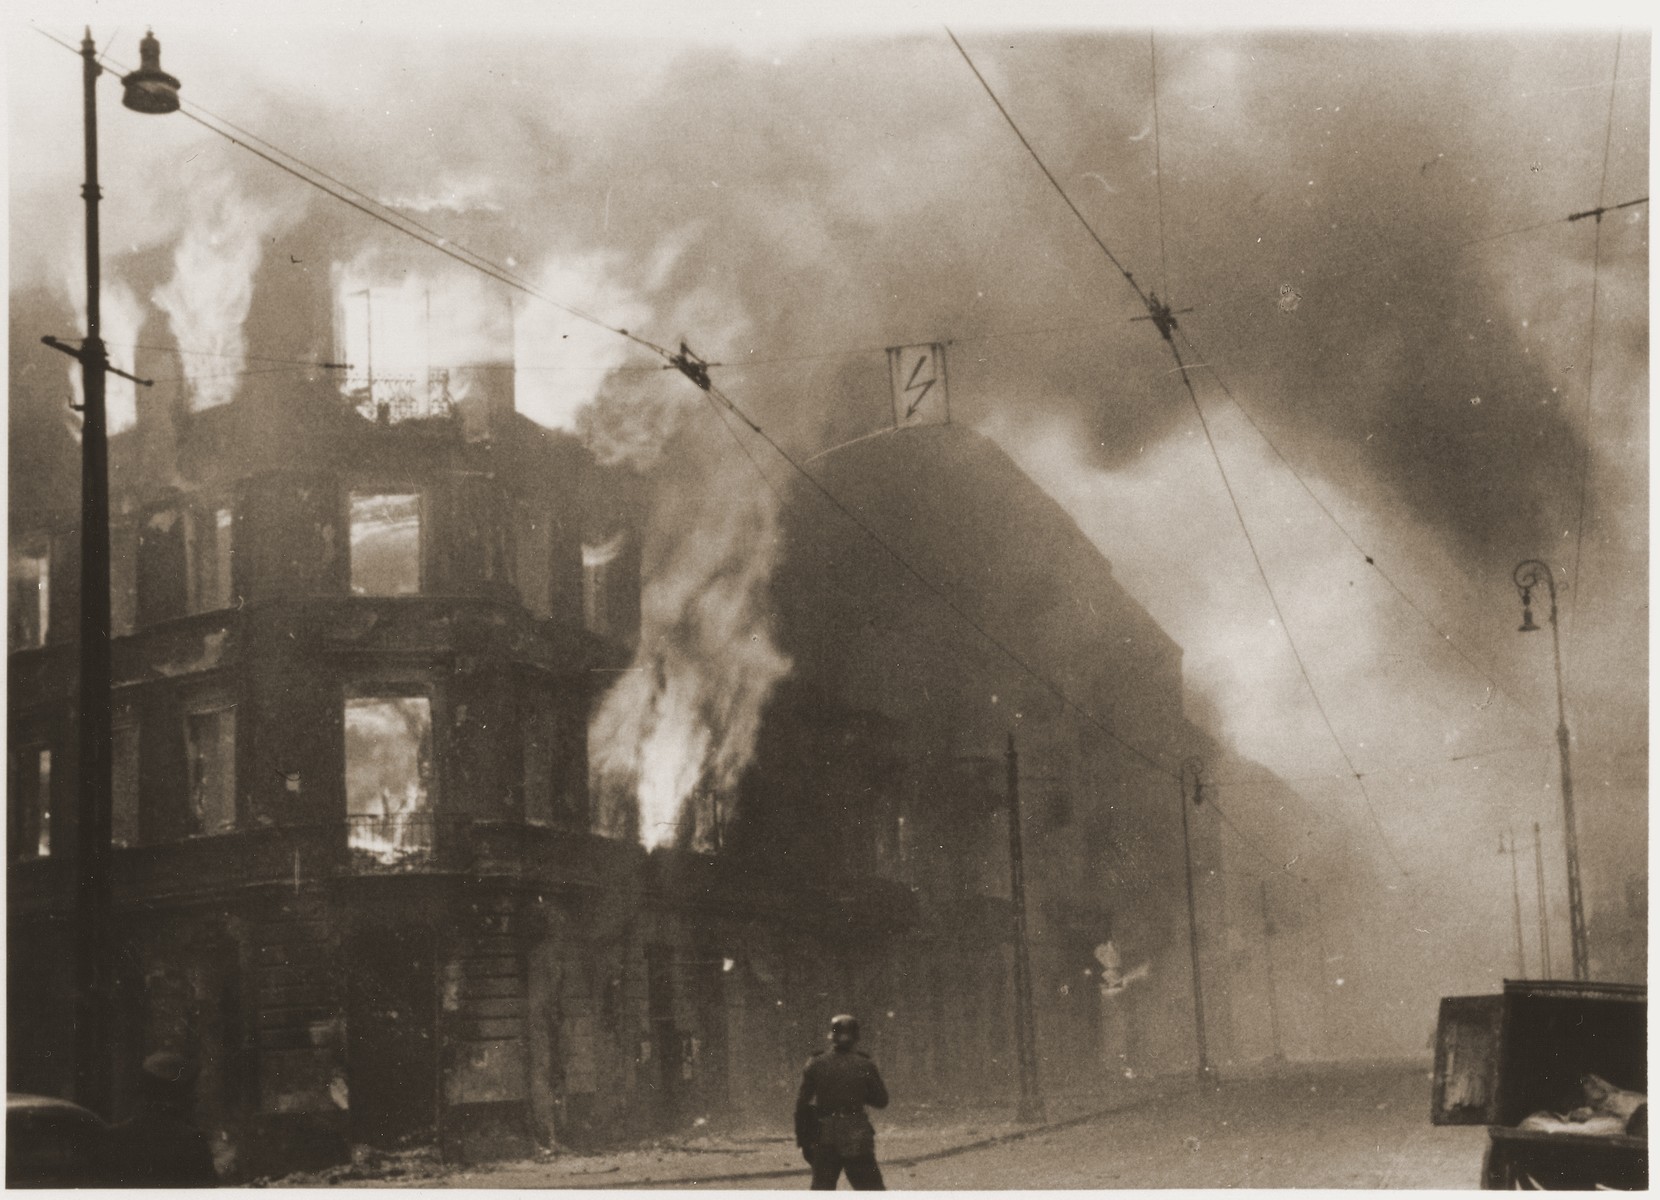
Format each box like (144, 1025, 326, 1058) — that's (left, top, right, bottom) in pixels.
(6, 1094, 112, 1188)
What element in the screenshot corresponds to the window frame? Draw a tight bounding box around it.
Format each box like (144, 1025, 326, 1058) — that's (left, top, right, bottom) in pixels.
(518, 683, 586, 827)
(8, 533, 52, 651)
(112, 706, 142, 849)
(514, 498, 554, 620)
(183, 502, 237, 616)
(7, 741, 53, 861)
(182, 689, 239, 838)
(347, 488, 426, 598)
(341, 681, 441, 819)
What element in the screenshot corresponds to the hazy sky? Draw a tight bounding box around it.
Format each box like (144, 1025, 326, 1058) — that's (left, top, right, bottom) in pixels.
(5, 1, 1649, 1016)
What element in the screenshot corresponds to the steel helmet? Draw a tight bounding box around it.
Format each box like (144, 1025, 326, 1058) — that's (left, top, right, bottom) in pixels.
(829, 1013, 860, 1043)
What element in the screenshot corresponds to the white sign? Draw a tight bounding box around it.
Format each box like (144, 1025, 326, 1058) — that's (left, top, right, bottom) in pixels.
(887, 342, 949, 428)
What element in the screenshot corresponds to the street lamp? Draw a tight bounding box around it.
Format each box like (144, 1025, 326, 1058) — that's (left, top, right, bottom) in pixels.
(1512, 559, 1589, 981)
(1002, 733, 1044, 1123)
(1177, 757, 1211, 1079)
(52, 27, 182, 1119)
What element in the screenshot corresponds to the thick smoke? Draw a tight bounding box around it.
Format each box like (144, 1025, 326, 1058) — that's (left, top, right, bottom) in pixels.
(7, 21, 1648, 1025)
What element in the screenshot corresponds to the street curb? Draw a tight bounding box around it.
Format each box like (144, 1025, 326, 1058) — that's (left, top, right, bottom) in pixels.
(582, 1083, 1194, 1190)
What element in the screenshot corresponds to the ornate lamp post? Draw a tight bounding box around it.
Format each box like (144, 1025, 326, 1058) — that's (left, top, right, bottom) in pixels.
(1178, 757, 1211, 1078)
(1512, 559, 1589, 981)
(48, 28, 181, 1119)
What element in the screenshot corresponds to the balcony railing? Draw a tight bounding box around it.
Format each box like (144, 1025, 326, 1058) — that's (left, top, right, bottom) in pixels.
(346, 369, 454, 424)
(346, 812, 437, 870)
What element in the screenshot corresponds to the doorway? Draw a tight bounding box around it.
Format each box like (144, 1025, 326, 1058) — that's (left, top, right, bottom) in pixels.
(347, 926, 438, 1148)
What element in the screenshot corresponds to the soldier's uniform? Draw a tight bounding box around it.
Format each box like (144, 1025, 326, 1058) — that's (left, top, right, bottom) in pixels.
(795, 1016, 889, 1191)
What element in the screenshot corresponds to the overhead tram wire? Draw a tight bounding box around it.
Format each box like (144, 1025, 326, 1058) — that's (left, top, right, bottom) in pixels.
(689, 195, 1649, 378)
(946, 31, 1538, 734)
(968, 28, 1572, 734)
(1563, 31, 1625, 693)
(33, 23, 1256, 880)
(950, 26, 1413, 877)
(1209, 738, 1553, 789)
(1171, 326, 1545, 725)
(1454, 195, 1647, 252)
(1149, 32, 1172, 300)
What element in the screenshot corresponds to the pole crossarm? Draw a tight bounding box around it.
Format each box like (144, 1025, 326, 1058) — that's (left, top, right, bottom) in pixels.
(42, 335, 154, 391)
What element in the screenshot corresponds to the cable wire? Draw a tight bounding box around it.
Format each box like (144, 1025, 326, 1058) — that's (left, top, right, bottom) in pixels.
(704, 376, 1182, 787)
(35, 27, 676, 368)
(36, 20, 1316, 885)
(1563, 31, 1624, 693)
(1149, 32, 1171, 300)
(1172, 326, 1544, 725)
(949, 26, 1412, 876)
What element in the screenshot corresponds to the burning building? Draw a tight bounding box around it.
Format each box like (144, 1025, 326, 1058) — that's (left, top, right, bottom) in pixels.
(8, 191, 1309, 1173)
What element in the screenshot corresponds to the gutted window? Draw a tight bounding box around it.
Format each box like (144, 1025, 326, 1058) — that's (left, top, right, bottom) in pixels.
(522, 694, 584, 825)
(345, 695, 434, 863)
(582, 535, 623, 636)
(8, 746, 52, 861)
(185, 704, 237, 836)
(186, 506, 235, 614)
(113, 719, 141, 848)
(111, 524, 138, 636)
(689, 789, 726, 854)
(350, 493, 422, 596)
(338, 285, 453, 422)
(516, 501, 553, 620)
(137, 508, 188, 625)
(8, 537, 50, 650)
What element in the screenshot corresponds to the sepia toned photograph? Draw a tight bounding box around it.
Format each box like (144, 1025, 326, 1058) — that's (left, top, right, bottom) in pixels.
(3, 0, 1648, 1189)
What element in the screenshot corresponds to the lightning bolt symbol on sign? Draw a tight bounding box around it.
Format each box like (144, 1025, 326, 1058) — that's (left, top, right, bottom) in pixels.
(903, 354, 935, 418)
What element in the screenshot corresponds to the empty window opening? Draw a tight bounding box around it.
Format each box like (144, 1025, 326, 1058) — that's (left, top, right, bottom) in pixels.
(516, 502, 553, 620)
(345, 695, 434, 863)
(112, 525, 138, 636)
(338, 285, 452, 422)
(113, 720, 141, 848)
(350, 493, 422, 596)
(8, 747, 52, 860)
(186, 506, 235, 614)
(186, 705, 237, 836)
(582, 534, 623, 636)
(523, 696, 584, 825)
(8, 539, 50, 650)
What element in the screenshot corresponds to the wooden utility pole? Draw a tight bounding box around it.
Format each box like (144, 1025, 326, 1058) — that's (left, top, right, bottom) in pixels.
(1504, 829, 1527, 977)
(1259, 881, 1283, 1062)
(1178, 759, 1211, 1079)
(1005, 733, 1044, 1122)
(1533, 821, 1553, 978)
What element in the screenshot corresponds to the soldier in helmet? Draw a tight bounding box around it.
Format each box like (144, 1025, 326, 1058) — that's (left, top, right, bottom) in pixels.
(103, 1049, 219, 1187)
(794, 1014, 889, 1190)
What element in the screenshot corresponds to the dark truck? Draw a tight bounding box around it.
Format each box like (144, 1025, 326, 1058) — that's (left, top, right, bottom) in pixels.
(1432, 979, 1647, 1189)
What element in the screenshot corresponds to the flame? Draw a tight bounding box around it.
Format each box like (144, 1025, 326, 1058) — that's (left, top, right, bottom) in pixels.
(64, 275, 146, 436)
(589, 425, 791, 850)
(333, 250, 515, 416)
(152, 165, 297, 411)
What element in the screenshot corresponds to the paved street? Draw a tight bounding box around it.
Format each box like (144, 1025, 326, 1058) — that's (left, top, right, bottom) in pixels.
(288, 1062, 1488, 1189)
